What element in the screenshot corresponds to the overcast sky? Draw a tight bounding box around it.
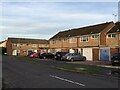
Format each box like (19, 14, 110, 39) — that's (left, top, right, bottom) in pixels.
(0, 0, 119, 41)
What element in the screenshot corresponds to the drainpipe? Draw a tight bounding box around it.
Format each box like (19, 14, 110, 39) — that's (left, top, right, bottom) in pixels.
(116, 28, 120, 53)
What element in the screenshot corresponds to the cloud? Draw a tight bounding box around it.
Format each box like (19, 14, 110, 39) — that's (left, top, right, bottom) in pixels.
(0, 2, 118, 41)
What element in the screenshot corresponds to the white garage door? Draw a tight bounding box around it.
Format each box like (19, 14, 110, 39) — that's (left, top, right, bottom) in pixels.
(83, 48, 92, 61)
(69, 49, 75, 53)
(12, 50, 17, 55)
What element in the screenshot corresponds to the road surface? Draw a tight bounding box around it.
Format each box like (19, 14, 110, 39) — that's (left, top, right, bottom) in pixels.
(2, 55, 119, 88)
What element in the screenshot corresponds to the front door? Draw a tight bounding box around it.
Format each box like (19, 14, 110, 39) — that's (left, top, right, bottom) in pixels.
(100, 48, 110, 61)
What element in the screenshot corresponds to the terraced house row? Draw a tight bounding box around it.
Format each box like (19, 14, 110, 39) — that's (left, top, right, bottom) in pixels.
(49, 21, 120, 62)
(1, 21, 120, 62)
(6, 38, 49, 56)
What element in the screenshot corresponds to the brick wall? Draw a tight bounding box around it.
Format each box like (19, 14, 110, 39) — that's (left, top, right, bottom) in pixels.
(6, 41, 12, 55)
(100, 33, 106, 46)
(93, 48, 99, 61)
(49, 39, 62, 48)
(78, 36, 99, 47)
(106, 33, 119, 46)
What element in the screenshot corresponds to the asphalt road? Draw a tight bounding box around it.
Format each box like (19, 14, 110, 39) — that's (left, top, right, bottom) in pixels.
(2, 55, 119, 88)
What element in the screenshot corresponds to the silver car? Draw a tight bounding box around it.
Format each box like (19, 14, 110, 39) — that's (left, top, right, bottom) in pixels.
(62, 53, 86, 62)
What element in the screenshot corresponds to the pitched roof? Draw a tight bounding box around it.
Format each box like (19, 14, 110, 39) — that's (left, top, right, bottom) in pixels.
(0, 40, 7, 44)
(49, 21, 113, 40)
(107, 22, 120, 33)
(8, 38, 49, 44)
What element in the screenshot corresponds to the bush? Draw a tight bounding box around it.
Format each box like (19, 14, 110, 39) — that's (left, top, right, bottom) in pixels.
(0, 47, 7, 55)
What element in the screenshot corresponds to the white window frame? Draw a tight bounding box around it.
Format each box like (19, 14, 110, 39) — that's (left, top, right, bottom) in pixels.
(107, 33, 116, 38)
(63, 38, 67, 42)
(32, 44, 37, 47)
(52, 40, 56, 44)
(91, 34, 99, 39)
(23, 50, 26, 53)
(69, 37, 77, 43)
(12, 43, 17, 47)
(80, 36, 89, 42)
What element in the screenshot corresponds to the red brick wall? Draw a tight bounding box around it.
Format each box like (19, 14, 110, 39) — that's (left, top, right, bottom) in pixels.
(93, 48, 99, 61)
(49, 39, 62, 48)
(110, 48, 119, 58)
(106, 33, 119, 46)
(100, 33, 106, 46)
(100, 22, 115, 46)
(78, 36, 99, 47)
(6, 41, 12, 55)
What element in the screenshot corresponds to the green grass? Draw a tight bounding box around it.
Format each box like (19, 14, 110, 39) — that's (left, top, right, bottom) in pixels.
(56, 63, 103, 74)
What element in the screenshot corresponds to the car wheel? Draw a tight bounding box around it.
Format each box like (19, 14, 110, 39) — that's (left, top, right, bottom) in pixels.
(83, 57, 86, 61)
(43, 56, 46, 59)
(71, 58, 74, 62)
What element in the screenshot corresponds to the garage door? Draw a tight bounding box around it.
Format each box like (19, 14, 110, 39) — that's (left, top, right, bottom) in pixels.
(12, 50, 17, 55)
(69, 49, 75, 53)
(100, 48, 110, 61)
(83, 48, 92, 61)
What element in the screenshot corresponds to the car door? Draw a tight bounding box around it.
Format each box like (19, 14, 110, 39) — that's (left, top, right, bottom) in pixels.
(73, 54, 79, 60)
(76, 54, 82, 60)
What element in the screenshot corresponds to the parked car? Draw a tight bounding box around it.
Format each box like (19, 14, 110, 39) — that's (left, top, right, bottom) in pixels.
(111, 53, 120, 66)
(39, 52, 54, 59)
(29, 52, 40, 58)
(62, 53, 86, 62)
(54, 52, 68, 60)
(27, 52, 35, 56)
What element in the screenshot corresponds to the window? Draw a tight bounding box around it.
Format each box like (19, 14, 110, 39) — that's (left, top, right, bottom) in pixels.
(12, 43, 17, 47)
(92, 34, 99, 39)
(70, 37, 77, 43)
(59, 39, 61, 41)
(32, 44, 37, 47)
(108, 34, 116, 38)
(23, 50, 26, 53)
(81, 36, 88, 42)
(17, 44, 20, 47)
(63, 38, 67, 42)
(52, 40, 56, 44)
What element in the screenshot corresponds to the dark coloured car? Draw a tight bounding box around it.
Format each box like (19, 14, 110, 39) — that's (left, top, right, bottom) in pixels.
(111, 53, 120, 66)
(54, 52, 68, 60)
(39, 52, 54, 59)
(62, 53, 86, 62)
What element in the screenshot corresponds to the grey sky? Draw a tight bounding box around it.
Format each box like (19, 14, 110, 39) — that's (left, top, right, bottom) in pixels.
(0, 0, 119, 41)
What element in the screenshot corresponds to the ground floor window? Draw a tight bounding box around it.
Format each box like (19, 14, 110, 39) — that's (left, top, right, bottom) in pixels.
(23, 50, 26, 53)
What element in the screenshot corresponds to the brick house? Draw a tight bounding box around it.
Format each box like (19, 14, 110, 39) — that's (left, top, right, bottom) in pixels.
(0, 40, 7, 48)
(105, 22, 120, 60)
(7, 38, 49, 56)
(49, 21, 115, 61)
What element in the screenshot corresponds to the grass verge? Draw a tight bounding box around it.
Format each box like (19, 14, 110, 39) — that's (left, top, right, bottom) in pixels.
(56, 63, 104, 74)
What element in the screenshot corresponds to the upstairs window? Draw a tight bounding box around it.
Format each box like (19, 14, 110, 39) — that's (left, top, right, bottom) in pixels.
(108, 34, 116, 38)
(52, 40, 56, 44)
(81, 36, 88, 42)
(12, 43, 17, 47)
(32, 44, 37, 47)
(23, 50, 26, 53)
(92, 34, 99, 39)
(63, 38, 67, 42)
(70, 37, 77, 43)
